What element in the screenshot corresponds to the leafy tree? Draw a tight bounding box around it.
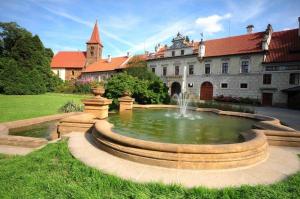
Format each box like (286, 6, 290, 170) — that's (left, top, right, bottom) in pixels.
(105, 72, 169, 108)
(0, 22, 62, 94)
(125, 55, 159, 81)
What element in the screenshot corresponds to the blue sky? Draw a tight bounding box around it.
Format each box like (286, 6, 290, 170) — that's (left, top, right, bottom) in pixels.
(0, 0, 299, 57)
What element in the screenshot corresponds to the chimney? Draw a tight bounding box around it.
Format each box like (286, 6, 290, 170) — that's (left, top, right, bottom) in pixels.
(127, 52, 130, 57)
(198, 39, 205, 59)
(298, 17, 300, 36)
(262, 24, 273, 51)
(107, 55, 111, 63)
(246, 25, 254, 34)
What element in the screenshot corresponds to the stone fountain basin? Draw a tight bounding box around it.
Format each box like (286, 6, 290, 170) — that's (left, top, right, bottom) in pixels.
(92, 106, 271, 170)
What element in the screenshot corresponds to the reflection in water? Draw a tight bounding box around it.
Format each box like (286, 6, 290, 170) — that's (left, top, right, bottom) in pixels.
(108, 109, 256, 144)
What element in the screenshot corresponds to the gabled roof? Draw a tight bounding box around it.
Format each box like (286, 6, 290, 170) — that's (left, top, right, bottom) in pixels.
(264, 29, 300, 63)
(148, 31, 265, 59)
(83, 56, 130, 72)
(204, 32, 265, 57)
(87, 21, 103, 46)
(51, 51, 86, 68)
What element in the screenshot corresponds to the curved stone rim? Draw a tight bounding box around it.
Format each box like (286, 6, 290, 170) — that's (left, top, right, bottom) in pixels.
(93, 106, 271, 169)
(94, 120, 267, 154)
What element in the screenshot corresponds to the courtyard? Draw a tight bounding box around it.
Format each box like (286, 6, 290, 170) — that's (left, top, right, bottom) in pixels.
(1, 0, 300, 198)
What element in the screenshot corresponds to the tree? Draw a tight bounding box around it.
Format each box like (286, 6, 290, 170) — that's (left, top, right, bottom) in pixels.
(105, 72, 170, 108)
(125, 55, 159, 81)
(0, 22, 62, 94)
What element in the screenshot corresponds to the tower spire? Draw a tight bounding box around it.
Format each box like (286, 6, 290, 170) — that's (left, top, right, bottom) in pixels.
(87, 20, 103, 46)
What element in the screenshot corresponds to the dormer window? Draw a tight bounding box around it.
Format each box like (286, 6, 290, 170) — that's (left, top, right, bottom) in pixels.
(181, 50, 184, 55)
(172, 51, 175, 57)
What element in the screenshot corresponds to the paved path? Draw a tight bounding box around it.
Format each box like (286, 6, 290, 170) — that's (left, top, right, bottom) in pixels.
(67, 132, 300, 188)
(0, 145, 35, 155)
(255, 107, 300, 130)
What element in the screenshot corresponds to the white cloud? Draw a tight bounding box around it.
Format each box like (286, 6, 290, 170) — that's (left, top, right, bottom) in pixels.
(195, 13, 231, 34)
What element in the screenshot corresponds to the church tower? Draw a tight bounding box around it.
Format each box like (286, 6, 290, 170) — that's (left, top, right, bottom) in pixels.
(86, 20, 103, 66)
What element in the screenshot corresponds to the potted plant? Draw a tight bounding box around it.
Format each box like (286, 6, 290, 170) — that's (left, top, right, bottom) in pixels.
(90, 80, 105, 98)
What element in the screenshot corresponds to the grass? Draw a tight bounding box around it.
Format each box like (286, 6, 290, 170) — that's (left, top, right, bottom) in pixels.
(0, 93, 90, 122)
(0, 140, 299, 198)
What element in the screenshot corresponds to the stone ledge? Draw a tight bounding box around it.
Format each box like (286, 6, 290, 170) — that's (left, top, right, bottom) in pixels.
(0, 135, 47, 148)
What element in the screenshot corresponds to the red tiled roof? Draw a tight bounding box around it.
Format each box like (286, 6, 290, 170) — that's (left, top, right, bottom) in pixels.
(149, 32, 265, 59)
(51, 51, 86, 68)
(83, 56, 129, 72)
(87, 21, 103, 46)
(264, 29, 300, 63)
(204, 32, 264, 57)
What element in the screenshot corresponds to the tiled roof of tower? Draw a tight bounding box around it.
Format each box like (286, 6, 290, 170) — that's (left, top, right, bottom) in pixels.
(87, 21, 103, 46)
(149, 32, 265, 59)
(83, 56, 130, 72)
(51, 51, 86, 68)
(264, 29, 300, 63)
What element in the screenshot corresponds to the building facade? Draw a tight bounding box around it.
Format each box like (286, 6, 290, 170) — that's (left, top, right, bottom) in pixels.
(147, 20, 300, 108)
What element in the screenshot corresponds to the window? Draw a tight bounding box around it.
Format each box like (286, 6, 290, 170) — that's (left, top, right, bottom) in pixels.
(222, 63, 228, 74)
(189, 65, 194, 75)
(241, 61, 249, 73)
(205, 64, 210, 74)
(263, 74, 272, 84)
(57, 70, 60, 76)
(91, 46, 94, 50)
(181, 50, 184, 55)
(163, 67, 167, 76)
(72, 70, 75, 76)
(289, 73, 300, 85)
(175, 66, 179, 76)
(172, 51, 175, 57)
(221, 83, 228, 88)
(240, 83, 248, 88)
(151, 67, 156, 73)
(90, 51, 94, 56)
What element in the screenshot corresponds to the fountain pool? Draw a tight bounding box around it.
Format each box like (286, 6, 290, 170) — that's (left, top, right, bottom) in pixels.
(108, 109, 256, 144)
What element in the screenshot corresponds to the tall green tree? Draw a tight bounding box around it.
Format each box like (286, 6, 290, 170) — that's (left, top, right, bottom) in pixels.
(0, 22, 62, 94)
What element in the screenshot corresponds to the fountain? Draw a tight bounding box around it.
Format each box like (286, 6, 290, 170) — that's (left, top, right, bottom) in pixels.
(170, 66, 200, 119)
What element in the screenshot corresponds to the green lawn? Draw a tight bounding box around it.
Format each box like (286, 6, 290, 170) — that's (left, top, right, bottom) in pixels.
(0, 93, 90, 122)
(0, 140, 299, 198)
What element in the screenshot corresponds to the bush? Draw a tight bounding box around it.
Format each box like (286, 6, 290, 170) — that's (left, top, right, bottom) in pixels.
(105, 72, 169, 108)
(58, 101, 83, 113)
(214, 95, 260, 105)
(191, 101, 254, 113)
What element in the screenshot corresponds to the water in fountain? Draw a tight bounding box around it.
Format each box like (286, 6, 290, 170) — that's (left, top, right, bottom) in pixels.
(166, 66, 202, 120)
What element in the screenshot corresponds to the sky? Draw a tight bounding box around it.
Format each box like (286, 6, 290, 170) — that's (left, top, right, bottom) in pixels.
(0, 0, 299, 57)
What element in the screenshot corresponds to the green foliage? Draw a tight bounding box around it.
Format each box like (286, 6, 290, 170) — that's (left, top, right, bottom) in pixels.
(58, 100, 83, 113)
(105, 72, 169, 108)
(0, 22, 62, 95)
(190, 101, 255, 113)
(0, 141, 299, 198)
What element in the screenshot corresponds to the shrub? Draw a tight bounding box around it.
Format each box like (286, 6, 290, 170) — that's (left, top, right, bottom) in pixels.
(214, 95, 260, 105)
(191, 101, 254, 113)
(105, 72, 169, 108)
(58, 101, 83, 113)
